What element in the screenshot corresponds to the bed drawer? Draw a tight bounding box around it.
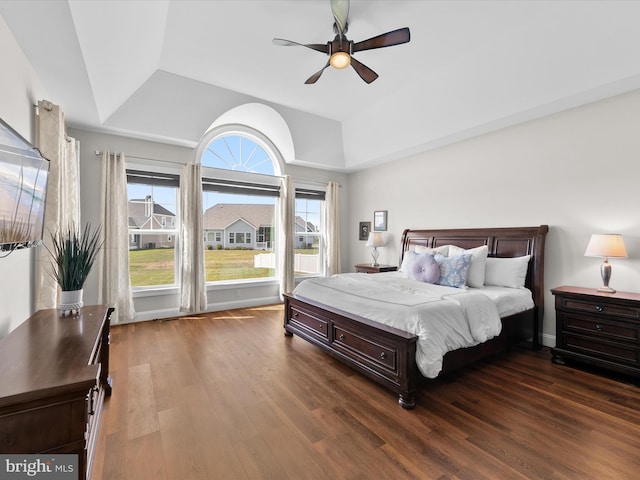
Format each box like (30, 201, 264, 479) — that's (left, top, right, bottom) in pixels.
(289, 306, 329, 340)
(333, 326, 397, 372)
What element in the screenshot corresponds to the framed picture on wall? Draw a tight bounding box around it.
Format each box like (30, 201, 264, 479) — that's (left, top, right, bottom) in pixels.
(374, 210, 387, 231)
(359, 221, 371, 241)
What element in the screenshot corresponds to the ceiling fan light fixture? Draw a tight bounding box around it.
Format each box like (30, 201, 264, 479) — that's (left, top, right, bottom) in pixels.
(330, 51, 351, 69)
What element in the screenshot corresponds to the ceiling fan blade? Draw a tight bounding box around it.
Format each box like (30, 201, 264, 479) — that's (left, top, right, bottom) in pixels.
(330, 0, 349, 36)
(305, 62, 331, 84)
(272, 38, 329, 54)
(350, 57, 378, 84)
(352, 27, 410, 53)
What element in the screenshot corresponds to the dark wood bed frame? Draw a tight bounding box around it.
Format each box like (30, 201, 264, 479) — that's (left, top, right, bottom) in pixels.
(283, 225, 548, 409)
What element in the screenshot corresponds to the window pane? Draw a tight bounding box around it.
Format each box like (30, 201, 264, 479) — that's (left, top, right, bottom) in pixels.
(201, 135, 275, 175)
(203, 190, 276, 282)
(294, 198, 322, 275)
(129, 233, 176, 286)
(127, 181, 178, 287)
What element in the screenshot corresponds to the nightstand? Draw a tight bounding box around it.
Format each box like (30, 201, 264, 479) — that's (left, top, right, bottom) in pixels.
(551, 286, 640, 378)
(355, 264, 397, 274)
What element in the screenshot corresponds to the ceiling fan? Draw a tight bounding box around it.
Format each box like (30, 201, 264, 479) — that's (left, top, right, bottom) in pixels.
(272, 0, 410, 84)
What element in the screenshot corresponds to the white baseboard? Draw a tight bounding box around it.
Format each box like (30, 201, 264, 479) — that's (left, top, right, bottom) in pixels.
(541, 332, 556, 348)
(121, 295, 283, 324)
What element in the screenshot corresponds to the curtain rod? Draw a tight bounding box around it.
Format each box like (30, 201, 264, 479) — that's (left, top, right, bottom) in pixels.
(94, 150, 181, 166)
(95, 150, 340, 187)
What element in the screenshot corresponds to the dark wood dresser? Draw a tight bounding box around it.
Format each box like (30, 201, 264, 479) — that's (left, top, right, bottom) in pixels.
(0, 305, 113, 479)
(551, 286, 640, 378)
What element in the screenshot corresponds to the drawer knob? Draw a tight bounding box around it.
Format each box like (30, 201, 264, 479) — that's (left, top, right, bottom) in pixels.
(380, 352, 387, 360)
(595, 306, 604, 312)
(339, 334, 345, 340)
(293, 312, 298, 317)
(595, 324, 603, 331)
(319, 324, 323, 330)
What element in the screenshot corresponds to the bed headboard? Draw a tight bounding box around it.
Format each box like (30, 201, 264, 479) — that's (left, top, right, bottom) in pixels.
(399, 226, 549, 346)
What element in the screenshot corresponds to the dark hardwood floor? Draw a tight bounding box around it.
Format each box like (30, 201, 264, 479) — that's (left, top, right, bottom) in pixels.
(91, 304, 640, 480)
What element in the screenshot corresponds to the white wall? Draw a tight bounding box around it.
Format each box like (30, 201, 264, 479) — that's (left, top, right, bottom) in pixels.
(347, 89, 640, 347)
(0, 15, 48, 337)
(70, 128, 349, 323)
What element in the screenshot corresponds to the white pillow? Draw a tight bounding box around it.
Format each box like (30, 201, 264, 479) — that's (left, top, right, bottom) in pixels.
(484, 255, 531, 288)
(448, 245, 488, 288)
(414, 244, 450, 256)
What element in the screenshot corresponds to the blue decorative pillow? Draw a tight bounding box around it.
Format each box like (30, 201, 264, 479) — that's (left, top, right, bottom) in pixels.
(435, 253, 472, 288)
(405, 252, 440, 284)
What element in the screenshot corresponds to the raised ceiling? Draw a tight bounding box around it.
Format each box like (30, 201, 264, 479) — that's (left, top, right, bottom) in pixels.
(2, 0, 640, 171)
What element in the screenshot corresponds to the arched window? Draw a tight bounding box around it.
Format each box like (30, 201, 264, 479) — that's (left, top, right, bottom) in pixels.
(198, 125, 324, 284)
(201, 134, 275, 175)
(199, 129, 283, 283)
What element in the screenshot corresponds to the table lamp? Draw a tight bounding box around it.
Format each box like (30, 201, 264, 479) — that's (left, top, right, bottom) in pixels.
(366, 232, 386, 266)
(584, 233, 627, 293)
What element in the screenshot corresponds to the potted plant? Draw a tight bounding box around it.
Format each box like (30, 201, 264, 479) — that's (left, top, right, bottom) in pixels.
(49, 223, 103, 314)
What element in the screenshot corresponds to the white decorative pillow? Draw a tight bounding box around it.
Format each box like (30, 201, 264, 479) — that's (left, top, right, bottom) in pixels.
(434, 253, 472, 288)
(404, 252, 440, 284)
(484, 255, 531, 288)
(448, 245, 488, 288)
(415, 244, 450, 256)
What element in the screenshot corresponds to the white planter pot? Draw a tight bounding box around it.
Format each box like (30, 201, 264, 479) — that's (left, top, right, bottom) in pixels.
(58, 289, 83, 315)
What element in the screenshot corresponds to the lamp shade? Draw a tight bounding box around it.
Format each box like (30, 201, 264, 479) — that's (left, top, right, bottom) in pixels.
(584, 234, 628, 258)
(366, 232, 385, 248)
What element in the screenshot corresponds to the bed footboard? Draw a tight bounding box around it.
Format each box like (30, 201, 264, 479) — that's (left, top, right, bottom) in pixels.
(284, 293, 419, 409)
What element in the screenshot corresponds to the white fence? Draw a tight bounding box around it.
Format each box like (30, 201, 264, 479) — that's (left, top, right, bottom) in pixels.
(254, 253, 320, 274)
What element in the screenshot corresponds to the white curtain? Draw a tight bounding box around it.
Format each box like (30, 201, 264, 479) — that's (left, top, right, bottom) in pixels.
(179, 163, 207, 313)
(35, 100, 81, 309)
(278, 175, 295, 296)
(98, 152, 135, 324)
(323, 181, 341, 276)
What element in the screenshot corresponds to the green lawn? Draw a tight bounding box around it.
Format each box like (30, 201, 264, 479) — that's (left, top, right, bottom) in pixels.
(129, 248, 318, 286)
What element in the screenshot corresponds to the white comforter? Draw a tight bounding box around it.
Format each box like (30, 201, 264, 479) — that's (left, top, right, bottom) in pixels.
(292, 273, 503, 378)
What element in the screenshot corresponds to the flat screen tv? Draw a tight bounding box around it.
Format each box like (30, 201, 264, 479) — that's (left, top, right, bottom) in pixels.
(0, 117, 49, 253)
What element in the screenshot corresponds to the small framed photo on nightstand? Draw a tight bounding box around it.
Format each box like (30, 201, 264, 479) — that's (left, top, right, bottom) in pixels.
(374, 210, 387, 231)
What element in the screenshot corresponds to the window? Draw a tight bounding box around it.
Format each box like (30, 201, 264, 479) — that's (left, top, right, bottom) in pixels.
(127, 170, 180, 287)
(294, 191, 324, 276)
(200, 132, 280, 283)
(198, 128, 327, 282)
